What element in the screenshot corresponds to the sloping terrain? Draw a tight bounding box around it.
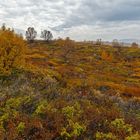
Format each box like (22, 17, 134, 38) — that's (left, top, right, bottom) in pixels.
(0, 41, 140, 139)
(27, 42, 140, 97)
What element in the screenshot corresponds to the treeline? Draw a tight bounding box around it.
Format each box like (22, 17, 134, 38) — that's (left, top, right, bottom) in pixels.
(25, 27, 53, 43)
(1, 23, 53, 43)
(1, 23, 139, 48)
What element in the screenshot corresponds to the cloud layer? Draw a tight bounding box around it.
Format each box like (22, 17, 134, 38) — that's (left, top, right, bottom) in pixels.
(0, 0, 140, 41)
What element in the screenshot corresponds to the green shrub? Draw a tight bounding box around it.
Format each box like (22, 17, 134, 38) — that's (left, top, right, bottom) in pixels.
(60, 120, 86, 139)
(62, 106, 75, 119)
(17, 122, 25, 134)
(96, 132, 118, 140)
(111, 118, 133, 135)
(125, 132, 140, 140)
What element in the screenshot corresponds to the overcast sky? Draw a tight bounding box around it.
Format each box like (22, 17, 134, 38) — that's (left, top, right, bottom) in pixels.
(0, 0, 140, 41)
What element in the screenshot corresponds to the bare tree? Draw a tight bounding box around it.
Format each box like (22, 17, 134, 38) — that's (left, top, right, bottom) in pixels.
(1, 23, 6, 31)
(112, 39, 120, 47)
(61, 37, 75, 62)
(131, 42, 139, 48)
(95, 39, 102, 46)
(25, 27, 37, 43)
(19, 33, 23, 39)
(41, 30, 53, 42)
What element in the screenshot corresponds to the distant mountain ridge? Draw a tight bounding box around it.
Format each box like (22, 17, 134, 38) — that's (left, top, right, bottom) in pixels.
(120, 39, 140, 44)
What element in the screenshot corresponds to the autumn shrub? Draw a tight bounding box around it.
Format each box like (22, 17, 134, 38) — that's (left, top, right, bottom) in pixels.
(17, 122, 25, 134)
(0, 25, 26, 76)
(60, 120, 86, 139)
(95, 132, 117, 140)
(111, 118, 133, 136)
(101, 50, 113, 61)
(125, 132, 140, 140)
(0, 39, 140, 139)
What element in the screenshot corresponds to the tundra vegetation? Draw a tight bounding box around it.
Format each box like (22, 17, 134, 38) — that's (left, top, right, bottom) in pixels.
(0, 25, 140, 140)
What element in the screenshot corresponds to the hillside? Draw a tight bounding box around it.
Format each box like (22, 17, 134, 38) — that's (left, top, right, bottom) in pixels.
(0, 38, 140, 139)
(27, 41, 140, 97)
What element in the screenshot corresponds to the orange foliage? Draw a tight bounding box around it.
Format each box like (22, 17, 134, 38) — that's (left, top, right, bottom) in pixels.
(0, 25, 27, 75)
(101, 50, 113, 61)
(124, 86, 140, 97)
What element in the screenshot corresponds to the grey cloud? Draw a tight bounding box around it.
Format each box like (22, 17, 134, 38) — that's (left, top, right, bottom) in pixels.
(53, 0, 140, 31)
(0, 0, 140, 40)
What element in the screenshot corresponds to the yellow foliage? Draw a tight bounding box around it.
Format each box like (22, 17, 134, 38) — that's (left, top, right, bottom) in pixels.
(26, 53, 47, 59)
(0, 26, 27, 75)
(101, 50, 113, 61)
